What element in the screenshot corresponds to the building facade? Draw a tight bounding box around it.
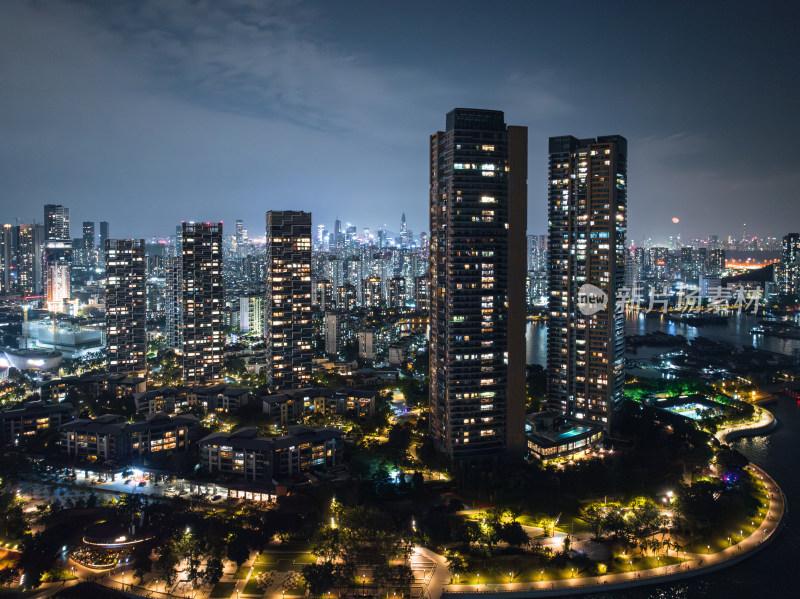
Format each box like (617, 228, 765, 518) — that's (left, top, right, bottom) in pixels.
(198, 425, 343, 483)
(105, 239, 147, 376)
(181, 222, 224, 384)
(265, 211, 313, 390)
(780, 233, 800, 296)
(60, 413, 196, 462)
(546, 135, 627, 431)
(428, 108, 528, 458)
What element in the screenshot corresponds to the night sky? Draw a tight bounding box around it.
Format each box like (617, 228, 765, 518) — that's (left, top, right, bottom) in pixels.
(1, 0, 798, 242)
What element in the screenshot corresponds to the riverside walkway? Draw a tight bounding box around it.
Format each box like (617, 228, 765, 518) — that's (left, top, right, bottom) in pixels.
(440, 462, 786, 598)
(716, 406, 776, 444)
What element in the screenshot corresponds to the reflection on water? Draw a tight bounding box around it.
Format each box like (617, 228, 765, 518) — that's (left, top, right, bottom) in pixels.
(526, 313, 800, 366)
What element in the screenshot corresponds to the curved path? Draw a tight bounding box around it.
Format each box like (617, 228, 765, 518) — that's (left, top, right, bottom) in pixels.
(440, 463, 786, 598)
(716, 407, 776, 444)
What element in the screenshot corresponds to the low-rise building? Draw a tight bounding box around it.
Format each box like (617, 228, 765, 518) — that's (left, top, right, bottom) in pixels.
(39, 372, 147, 403)
(133, 386, 192, 415)
(190, 385, 252, 413)
(60, 413, 197, 462)
(262, 387, 376, 426)
(198, 425, 343, 483)
(525, 411, 604, 461)
(0, 401, 73, 445)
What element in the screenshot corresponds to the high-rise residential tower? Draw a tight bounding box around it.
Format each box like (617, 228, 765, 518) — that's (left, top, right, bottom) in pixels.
(44, 263, 71, 313)
(181, 222, 224, 384)
(780, 233, 800, 296)
(99, 221, 109, 248)
(82, 222, 95, 253)
(546, 135, 627, 431)
(3, 224, 45, 295)
(105, 239, 147, 376)
(20, 224, 45, 295)
(44, 205, 70, 241)
(164, 255, 182, 349)
(429, 108, 528, 458)
(265, 211, 313, 390)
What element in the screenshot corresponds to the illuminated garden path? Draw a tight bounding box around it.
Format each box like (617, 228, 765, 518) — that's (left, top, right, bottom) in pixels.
(438, 463, 785, 598)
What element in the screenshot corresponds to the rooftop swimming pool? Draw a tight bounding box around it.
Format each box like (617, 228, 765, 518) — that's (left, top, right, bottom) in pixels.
(555, 426, 591, 440)
(664, 402, 721, 420)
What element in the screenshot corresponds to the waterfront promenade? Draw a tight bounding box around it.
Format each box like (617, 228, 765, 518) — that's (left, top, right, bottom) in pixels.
(440, 462, 785, 599)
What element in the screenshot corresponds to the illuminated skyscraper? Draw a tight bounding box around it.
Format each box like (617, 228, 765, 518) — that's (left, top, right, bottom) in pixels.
(16, 224, 45, 295)
(780, 233, 800, 296)
(165, 255, 182, 349)
(265, 211, 313, 390)
(181, 222, 224, 384)
(361, 275, 382, 308)
(44, 205, 70, 241)
(546, 135, 627, 431)
(82, 222, 95, 251)
(44, 263, 71, 313)
(429, 108, 528, 458)
(105, 239, 147, 376)
(388, 275, 406, 308)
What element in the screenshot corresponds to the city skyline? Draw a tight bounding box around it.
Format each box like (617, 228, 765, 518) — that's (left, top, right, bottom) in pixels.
(2, 1, 799, 240)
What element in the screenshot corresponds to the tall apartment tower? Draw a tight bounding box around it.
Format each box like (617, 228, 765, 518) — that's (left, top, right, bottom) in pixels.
(44, 263, 71, 313)
(17, 224, 45, 295)
(99, 221, 109, 248)
(164, 255, 183, 349)
(44, 205, 70, 241)
(105, 239, 147, 376)
(265, 211, 313, 390)
(429, 108, 527, 458)
(546, 135, 627, 431)
(181, 222, 224, 384)
(780, 234, 800, 296)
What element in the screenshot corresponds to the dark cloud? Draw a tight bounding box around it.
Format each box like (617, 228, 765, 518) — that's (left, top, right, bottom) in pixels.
(1, 0, 798, 242)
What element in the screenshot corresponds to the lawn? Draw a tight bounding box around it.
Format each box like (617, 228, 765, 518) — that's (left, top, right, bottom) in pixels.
(210, 581, 237, 598)
(254, 551, 316, 569)
(243, 577, 263, 595)
(235, 564, 272, 579)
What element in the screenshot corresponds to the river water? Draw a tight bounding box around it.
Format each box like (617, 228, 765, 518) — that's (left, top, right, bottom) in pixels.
(526, 313, 800, 368)
(525, 315, 798, 598)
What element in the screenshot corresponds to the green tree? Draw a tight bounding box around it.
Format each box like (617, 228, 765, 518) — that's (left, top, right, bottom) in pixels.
(227, 532, 251, 567)
(499, 521, 529, 549)
(204, 556, 224, 585)
(154, 549, 179, 587)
